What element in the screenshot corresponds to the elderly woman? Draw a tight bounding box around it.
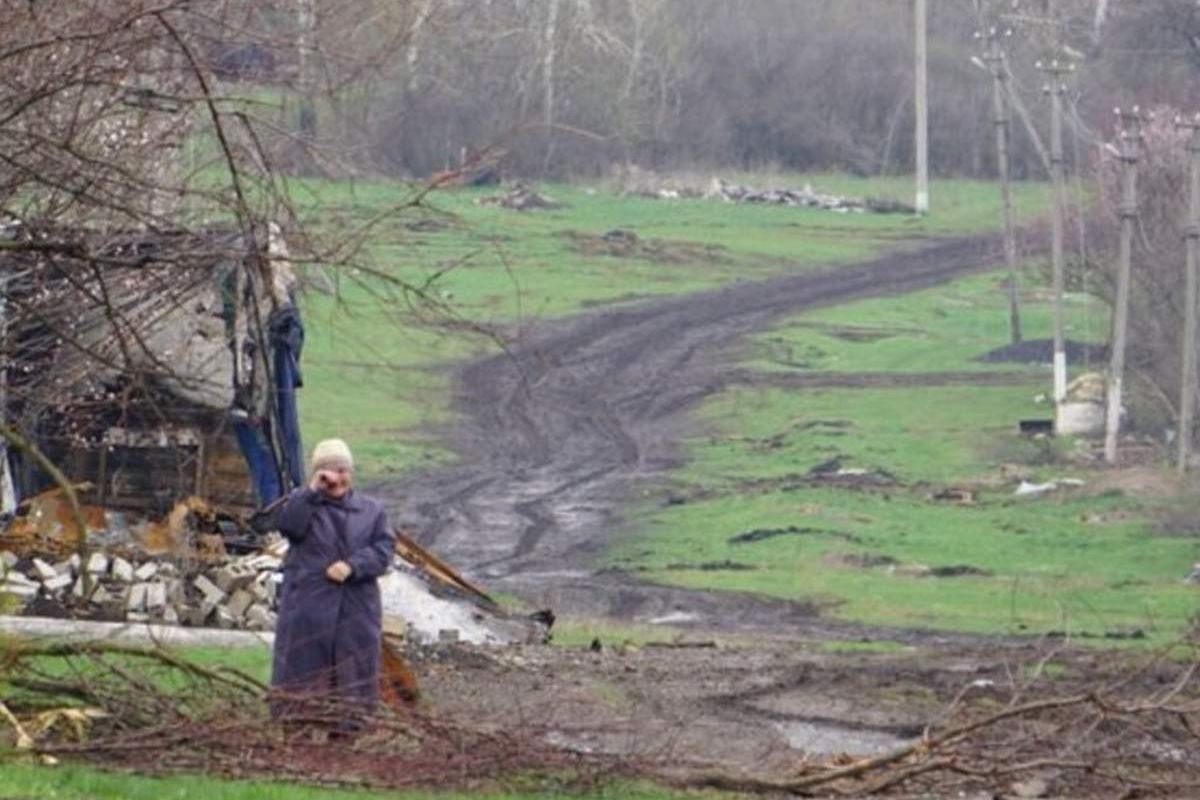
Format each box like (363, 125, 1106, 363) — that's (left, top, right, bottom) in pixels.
(271, 438, 395, 720)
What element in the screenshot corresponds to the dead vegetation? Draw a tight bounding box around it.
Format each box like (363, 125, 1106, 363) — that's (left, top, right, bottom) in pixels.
(4, 638, 1199, 797)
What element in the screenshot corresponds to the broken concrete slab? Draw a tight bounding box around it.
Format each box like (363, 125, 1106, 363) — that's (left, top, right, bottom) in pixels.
(85, 552, 109, 574)
(126, 583, 148, 612)
(133, 562, 158, 581)
(144, 582, 167, 611)
(244, 604, 275, 631)
(193, 574, 225, 604)
(225, 589, 254, 619)
(1, 580, 39, 600)
(0, 551, 17, 569)
(214, 563, 255, 593)
(42, 573, 73, 594)
(0, 614, 273, 647)
(110, 556, 134, 582)
(30, 558, 58, 581)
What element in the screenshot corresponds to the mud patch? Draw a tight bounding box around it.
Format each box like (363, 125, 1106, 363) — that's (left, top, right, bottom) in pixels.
(666, 560, 758, 572)
(833, 552, 900, 569)
(773, 719, 915, 756)
(807, 456, 898, 486)
(729, 526, 859, 545)
(562, 229, 733, 265)
(979, 338, 1107, 365)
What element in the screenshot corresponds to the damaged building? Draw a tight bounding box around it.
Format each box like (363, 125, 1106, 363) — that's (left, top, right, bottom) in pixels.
(0, 221, 305, 520)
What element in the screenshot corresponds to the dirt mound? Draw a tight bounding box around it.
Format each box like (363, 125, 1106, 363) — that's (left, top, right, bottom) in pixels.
(563, 229, 732, 265)
(978, 338, 1107, 365)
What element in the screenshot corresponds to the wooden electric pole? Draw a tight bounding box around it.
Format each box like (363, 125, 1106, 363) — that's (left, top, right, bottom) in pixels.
(915, 0, 929, 214)
(981, 27, 1022, 345)
(1104, 108, 1146, 465)
(1037, 58, 1074, 409)
(1178, 114, 1200, 474)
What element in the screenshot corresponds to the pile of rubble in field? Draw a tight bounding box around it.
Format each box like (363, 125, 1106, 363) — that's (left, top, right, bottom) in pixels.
(614, 167, 915, 214)
(0, 542, 286, 631)
(0, 490, 547, 644)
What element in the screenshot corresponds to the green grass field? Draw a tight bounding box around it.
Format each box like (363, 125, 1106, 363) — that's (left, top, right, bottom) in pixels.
(0, 765, 694, 800)
(608, 268, 1199, 641)
(290, 175, 1049, 476)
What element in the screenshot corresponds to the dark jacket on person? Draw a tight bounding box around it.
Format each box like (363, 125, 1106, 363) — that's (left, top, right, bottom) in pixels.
(270, 487, 395, 715)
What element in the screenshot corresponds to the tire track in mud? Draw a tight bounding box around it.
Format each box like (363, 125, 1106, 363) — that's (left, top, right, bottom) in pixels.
(381, 235, 1009, 640)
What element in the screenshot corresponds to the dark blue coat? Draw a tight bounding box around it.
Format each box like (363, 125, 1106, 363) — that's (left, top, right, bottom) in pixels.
(270, 488, 395, 715)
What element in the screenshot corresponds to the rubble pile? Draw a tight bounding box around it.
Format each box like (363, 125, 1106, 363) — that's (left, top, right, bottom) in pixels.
(706, 178, 915, 214)
(476, 183, 563, 212)
(0, 544, 284, 631)
(613, 166, 915, 214)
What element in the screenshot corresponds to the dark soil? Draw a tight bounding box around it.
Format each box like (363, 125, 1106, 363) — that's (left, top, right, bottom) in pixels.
(978, 337, 1107, 366)
(379, 234, 1009, 641)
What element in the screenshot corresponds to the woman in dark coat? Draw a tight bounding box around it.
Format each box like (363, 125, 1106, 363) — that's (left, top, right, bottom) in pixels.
(270, 438, 395, 720)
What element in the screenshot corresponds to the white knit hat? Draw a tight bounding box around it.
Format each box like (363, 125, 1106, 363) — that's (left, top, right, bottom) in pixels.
(311, 438, 354, 472)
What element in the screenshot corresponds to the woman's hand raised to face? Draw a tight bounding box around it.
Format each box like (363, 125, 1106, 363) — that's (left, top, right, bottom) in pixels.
(310, 467, 351, 499)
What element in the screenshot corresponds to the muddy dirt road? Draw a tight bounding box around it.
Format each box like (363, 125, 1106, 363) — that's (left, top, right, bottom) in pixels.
(384, 235, 1003, 638)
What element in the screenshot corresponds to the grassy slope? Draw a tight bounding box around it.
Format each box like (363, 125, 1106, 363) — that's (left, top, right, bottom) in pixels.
(0, 765, 692, 800)
(610, 270, 1198, 641)
(291, 176, 1047, 476)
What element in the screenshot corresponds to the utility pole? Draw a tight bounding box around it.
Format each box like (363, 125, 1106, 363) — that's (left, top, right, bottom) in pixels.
(1037, 58, 1074, 409)
(1177, 114, 1200, 474)
(981, 27, 1022, 345)
(914, 0, 929, 214)
(1104, 108, 1146, 465)
(0, 268, 12, 514)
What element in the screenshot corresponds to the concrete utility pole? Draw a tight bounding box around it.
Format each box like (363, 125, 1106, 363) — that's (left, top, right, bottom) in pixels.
(981, 27, 1022, 345)
(1104, 108, 1146, 465)
(914, 0, 929, 214)
(1037, 58, 1074, 409)
(1177, 115, 1200, 474)
(0, 268, 12, 514)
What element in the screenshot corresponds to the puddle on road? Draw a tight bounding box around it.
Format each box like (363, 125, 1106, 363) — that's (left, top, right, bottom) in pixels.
(773, 720, 913, 757)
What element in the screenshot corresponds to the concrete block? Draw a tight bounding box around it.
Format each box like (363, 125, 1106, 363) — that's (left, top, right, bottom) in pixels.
(214, 563, 255, 593)
(1, 581, 39, 600)
(110, 557, 134, 583)
(30, 558, 58, 581)
(90, 585, 113, 605)
(246, 580, 269, 603)
(160, 605, 180, 625)
(68, 553, 82, 573)
(187, 601, 216, 627)
(133, 562, 158, 581)
(157, 562, 177, 577)
(243, 554, 282, 572)
(126, 612, 151, 624)
(193, 574, 226, 604)
(3, 570, 36, 587)
(54, 559, 75, 577)
(42, 573, 73, 594)
(85, 552, 109, 574)
(126, 583, 148, 612)
(244, 604, 276, 631)
(225, 589, 254, 619)
(164, 578, 184, 605)
(144, 582, 167, 611)
(0, 551, 17, 569)
(214, 607, 237, 629)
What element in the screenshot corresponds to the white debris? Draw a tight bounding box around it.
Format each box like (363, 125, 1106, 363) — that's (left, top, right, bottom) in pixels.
(144, 582, 167, 611)
(133, 562, 158, 581)
(110, 557, 134, 583)
(648, 611, 701, 625)
(1014, 478, 1086, 497)
(85, 552, 109, 574)
(378, 568, 506, 646)
(30, 558, 58, 581)
(42, 574, 73, 594)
